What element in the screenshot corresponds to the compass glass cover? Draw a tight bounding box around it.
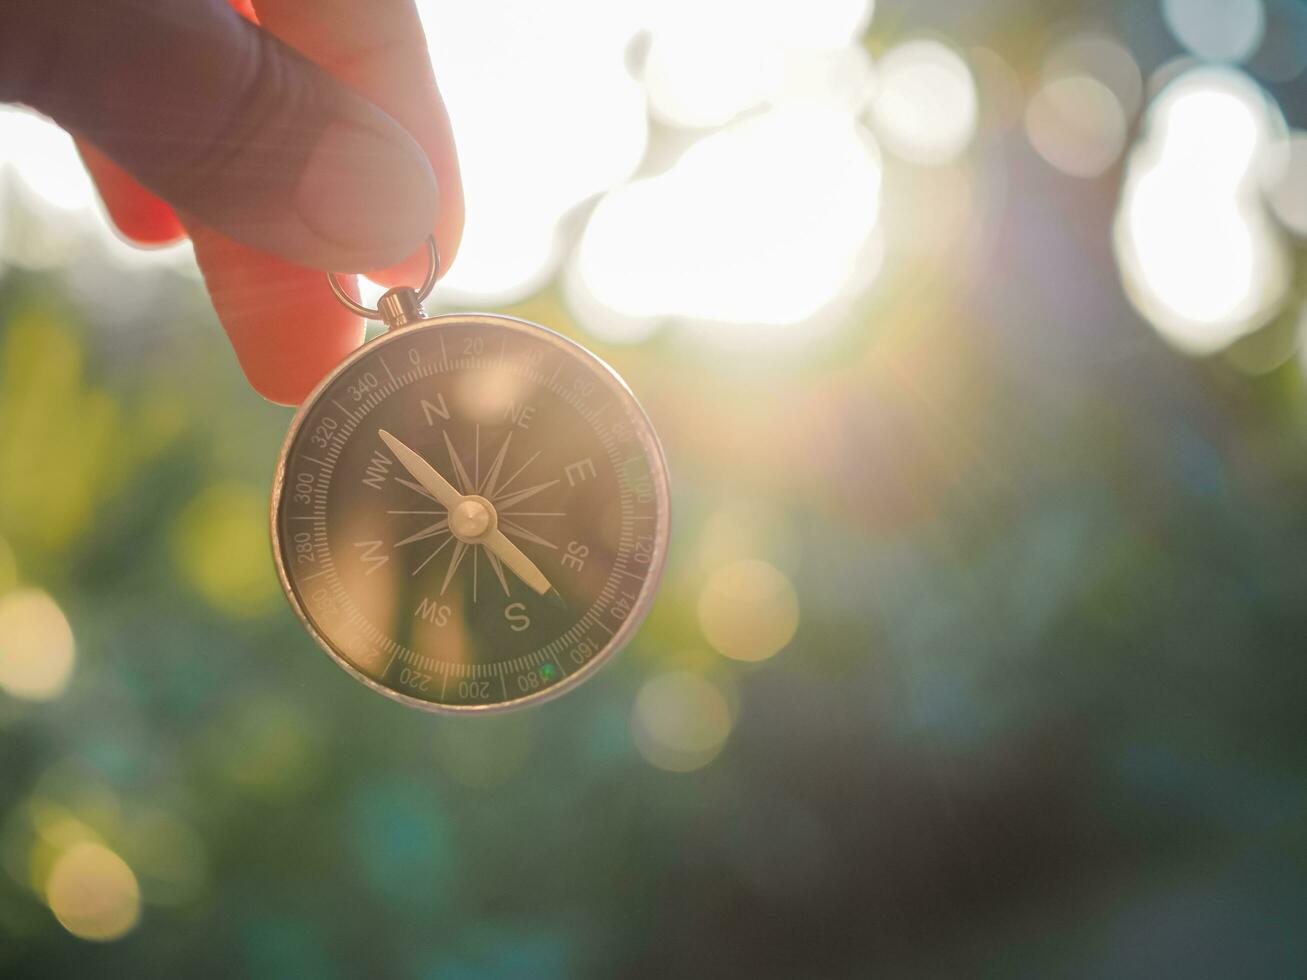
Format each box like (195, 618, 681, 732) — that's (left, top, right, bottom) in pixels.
(273, 314, 669, 711)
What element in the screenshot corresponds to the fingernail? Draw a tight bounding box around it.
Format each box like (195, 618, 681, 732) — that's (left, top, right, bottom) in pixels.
(295, 121, 436, 265)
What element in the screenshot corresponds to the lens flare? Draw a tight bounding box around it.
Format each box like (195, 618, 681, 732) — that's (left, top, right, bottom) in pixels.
(631, 670, 734, 772)
(698, 559, 799, 662)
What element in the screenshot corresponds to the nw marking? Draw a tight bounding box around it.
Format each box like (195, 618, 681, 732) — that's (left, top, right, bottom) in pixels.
(362, 450, 393, 490)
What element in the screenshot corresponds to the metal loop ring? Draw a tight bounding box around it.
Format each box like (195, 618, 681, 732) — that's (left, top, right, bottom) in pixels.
(326, 236, 440, 319)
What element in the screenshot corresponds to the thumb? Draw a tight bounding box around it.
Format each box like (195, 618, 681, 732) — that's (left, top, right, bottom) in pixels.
(1, 0, 437, 272)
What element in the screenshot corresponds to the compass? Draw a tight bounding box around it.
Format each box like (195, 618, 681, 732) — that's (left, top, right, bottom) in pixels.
(271, 247, 669, 712)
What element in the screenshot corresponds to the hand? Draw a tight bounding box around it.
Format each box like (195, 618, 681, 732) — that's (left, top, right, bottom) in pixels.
(379, 430, 553, 595)
(0, 0, 463, 406)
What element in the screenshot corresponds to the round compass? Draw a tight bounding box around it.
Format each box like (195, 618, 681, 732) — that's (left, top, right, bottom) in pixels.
(271, 310, 670, 712)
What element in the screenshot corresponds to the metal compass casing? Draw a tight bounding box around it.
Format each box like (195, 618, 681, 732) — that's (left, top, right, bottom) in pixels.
(270, 246, 670, 712)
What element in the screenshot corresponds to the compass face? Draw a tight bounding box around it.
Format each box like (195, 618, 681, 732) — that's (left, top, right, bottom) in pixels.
(271, 313, 670, 712)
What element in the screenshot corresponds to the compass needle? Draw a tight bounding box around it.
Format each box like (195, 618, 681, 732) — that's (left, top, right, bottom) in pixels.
(484, 529, 552, 595)
(379, 431, 463, 511)
(274, 309, 668, 711)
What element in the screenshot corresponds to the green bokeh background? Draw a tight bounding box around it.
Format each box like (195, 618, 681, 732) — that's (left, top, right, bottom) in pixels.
(6, 1, 1307, 977)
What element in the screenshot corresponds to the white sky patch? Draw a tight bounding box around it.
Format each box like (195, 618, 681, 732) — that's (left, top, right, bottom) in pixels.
(1114, 68, 1289, 354)
(417, 0, 650, 304)
(571, 103, 882, 340)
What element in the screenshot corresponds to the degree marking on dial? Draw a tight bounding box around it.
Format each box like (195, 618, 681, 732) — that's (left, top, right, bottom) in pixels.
(287, 327, 663, 699)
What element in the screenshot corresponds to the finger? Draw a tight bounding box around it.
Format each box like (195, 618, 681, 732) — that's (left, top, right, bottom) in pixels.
(76, 142, 185, 246)
(252, 0, 463, 285)
(72, 0, 257, 245)
(4, 0, 436, 272)
(186, 224, 364, 406)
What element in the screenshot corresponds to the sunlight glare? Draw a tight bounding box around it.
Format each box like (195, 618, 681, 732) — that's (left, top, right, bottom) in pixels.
(1114, 69, 1288, 353)
(417, 0, 649, 304)
(573, 103, 881, 337)
(871, 40, 977, 165)
(643, 0, 874, 128)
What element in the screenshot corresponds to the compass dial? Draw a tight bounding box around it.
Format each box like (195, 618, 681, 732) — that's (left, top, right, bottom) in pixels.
(272, 313, 670, 712)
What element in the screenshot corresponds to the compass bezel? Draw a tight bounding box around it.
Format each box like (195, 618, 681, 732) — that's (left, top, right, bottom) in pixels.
(270, 312, 671, 713)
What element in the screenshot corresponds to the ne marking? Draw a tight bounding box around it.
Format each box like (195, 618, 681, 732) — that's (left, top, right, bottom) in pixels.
(378, 355, 396, 383)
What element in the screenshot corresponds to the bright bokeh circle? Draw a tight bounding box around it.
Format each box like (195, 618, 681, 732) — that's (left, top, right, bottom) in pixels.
(698, 559, 799, 662)
(45, 842, 141, 942)
(0, 589, 76, 701)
